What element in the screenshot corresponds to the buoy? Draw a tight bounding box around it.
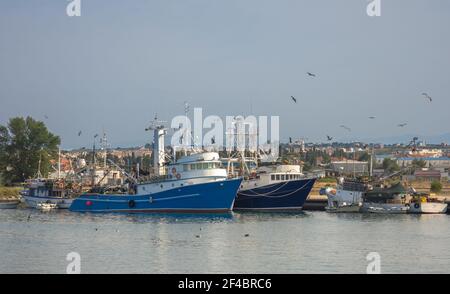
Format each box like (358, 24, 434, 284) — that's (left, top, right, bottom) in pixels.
(86, 200, 92, 206)
(176, 173, 181, 180)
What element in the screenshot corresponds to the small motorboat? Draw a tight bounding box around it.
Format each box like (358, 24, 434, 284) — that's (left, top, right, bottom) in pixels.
(37, 202, 58, 211)
(0, 200, 20, 209)
(408, 194, 448, 214)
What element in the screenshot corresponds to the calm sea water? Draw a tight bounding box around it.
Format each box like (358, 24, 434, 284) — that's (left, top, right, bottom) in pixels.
(1, 208, 449, 274)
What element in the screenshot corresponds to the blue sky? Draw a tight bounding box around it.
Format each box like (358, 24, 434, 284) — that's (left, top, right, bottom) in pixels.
(1, 0, 449, 148)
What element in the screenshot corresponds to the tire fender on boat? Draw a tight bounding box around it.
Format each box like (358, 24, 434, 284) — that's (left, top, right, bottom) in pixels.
(128, 200, 136, 208)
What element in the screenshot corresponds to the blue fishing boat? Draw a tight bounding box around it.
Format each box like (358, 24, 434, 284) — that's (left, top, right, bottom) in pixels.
(70, 122, 241, 213)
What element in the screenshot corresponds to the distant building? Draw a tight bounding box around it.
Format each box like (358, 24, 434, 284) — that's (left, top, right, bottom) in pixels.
(396, 157, 450, 169)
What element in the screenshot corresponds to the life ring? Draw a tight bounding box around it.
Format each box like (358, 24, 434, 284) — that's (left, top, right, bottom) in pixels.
(414, 203, 420, 209)
(171, 167, 177, 174)
(176, 173, 181, 180)
(128, 200, 136, 208)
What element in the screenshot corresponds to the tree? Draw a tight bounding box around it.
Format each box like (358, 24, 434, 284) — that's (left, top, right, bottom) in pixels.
(0, 117, 60, 184)
(412, 159, 427, 169)
(430, 180, 442, 194)
(382, 158, 400, 174)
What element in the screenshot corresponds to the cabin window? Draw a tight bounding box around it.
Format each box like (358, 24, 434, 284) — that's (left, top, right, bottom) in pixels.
(203, 163, 208, 169)
(208, 163, 214, 169)
(196, 163, 202, 170)
(271, 175, 275, 181)
(276, 175, 280, 181)
(281, 175, 285, 181)
(183, 165, 189, 172)
(191, 164, 196, 170)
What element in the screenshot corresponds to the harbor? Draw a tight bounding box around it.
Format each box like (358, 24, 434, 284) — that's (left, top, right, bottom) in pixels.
(1, 1, 450, 276)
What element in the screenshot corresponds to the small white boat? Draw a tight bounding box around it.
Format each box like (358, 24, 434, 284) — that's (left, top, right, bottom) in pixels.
(408, 195, 448, 214)
(22, 179, 75, 209)
(0, 200, 20, 209)
(37, 202, 58, 211)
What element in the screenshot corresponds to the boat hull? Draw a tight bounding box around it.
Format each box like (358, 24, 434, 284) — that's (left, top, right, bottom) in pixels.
(69, 178, 242, 213)
(362, 203, 409, 214)
(408, 202, 448, 214)
(0, 201, 20, 209)
(233, 178, 316, 211)
(325, 205, 361, 213)
(23, 195, 73, 209)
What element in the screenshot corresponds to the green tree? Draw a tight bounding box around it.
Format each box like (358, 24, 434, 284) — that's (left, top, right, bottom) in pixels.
(430, 180, 442, 194)
(382, 158, 400, 174)
(0, 117, 60, 184)
(412, 159, 427, 168)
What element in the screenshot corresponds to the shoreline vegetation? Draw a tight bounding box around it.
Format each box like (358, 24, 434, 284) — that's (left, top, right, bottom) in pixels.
(0, 186, 23, 200)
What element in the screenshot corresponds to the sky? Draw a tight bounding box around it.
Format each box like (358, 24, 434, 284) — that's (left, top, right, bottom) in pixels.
(1, 0, 450, 149)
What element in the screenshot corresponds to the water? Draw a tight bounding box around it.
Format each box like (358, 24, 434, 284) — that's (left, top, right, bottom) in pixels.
(1, 208, 449, 274)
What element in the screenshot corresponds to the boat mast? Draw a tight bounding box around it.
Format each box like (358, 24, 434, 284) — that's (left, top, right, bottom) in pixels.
(146, 115, 167, 176)
(57, 147, 61, 179)
(92, 134, 98, 187)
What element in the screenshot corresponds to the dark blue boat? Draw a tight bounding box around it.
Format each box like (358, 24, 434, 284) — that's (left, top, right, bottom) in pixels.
(233, 178, 316, 211)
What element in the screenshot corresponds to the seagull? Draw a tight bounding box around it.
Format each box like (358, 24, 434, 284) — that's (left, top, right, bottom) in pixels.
(307, 72, 316, 77)
(78, 131, 82, 136)
(369, 116, 376, 120)
(398, 123, 408, 128)
(340, 125, 351, 132)
(291, 96, 297, 103)
(422, 93, 432, 102)
(244, 234, 250, 237)
(289, 137, 293, 144)
(327, 135, 333, 141)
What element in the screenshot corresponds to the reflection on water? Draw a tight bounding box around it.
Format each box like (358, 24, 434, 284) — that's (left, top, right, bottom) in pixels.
(0, 209, 449, 273)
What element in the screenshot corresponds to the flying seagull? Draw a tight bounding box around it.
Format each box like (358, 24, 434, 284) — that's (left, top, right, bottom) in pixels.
(307, 72, 316, 77)
(291, 96, 297, 103)
(340, 125, 351, 132)
(368, 116, 376, 120)
(422, 93, 432, 102)
(327, 135, 333, 141)
(398, 123, 408, 127)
